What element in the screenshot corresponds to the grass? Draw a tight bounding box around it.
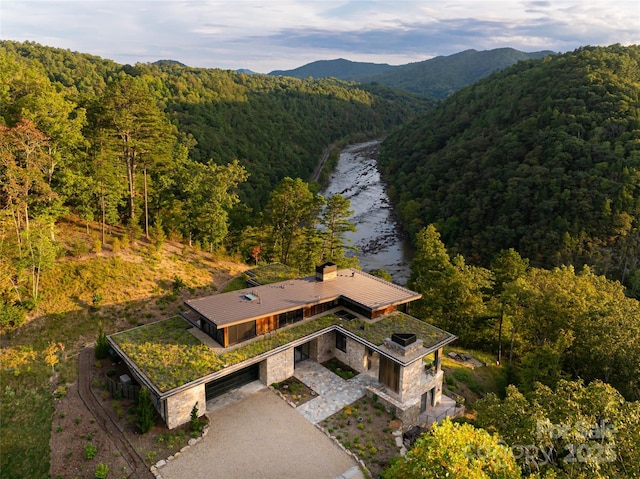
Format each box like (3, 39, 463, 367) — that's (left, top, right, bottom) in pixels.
(112, 315, 341, 391)
(342, 313, 454, 350)
(0, 217, 248, 479)
(441, 346, 509, 406)
(112, 312, 455, 392)
(0, 364, 54, 478)
(245, 263, 300, 285)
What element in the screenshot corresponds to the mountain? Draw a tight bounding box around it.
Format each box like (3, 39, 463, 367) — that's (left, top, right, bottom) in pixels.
(378, 44, 640, 288)
(269, 48, 555, 99)
(360, 48, 556, 98)
(236, 68, 258, 75)
(152, 59, 187, 67)
(270, 58, 394, 80)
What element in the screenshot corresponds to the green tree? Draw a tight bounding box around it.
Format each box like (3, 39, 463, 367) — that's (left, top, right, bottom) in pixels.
(98, 76, 174, 225)
(180, 159, 248, 252)
(382, 418, 523, 479)
(491, 249, 530, 364)
(410, 225, 492, 345)
(476, 380, 640, 479)
(262, 178, 324, 265)
(135, 387, 156, 434)
(319, 193, 357, 265)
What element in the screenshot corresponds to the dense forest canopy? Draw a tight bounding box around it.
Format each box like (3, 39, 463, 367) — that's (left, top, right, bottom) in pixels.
(0, 40, 430, 211)
(269, 48, 555, 99)
(0, 40, 429, 321)
(379, 45, 640, 294)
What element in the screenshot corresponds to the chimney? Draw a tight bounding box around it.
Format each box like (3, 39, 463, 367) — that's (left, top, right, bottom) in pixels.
(316, 262, 337, 282)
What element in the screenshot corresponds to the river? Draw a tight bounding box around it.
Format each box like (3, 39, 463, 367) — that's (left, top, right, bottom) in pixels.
(321, 140, 413, 285)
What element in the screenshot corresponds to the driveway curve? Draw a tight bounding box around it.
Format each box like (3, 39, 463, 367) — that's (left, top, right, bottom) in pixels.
(160, 388, 360, 479)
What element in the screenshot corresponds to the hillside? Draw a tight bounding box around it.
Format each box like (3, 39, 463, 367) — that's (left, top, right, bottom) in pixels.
(0, 215, 249, 478)
(378, 44, 640, 291)
(1, 40, 429, 214)
(360, 47, 555, 98)
(269, 48, 555, 98)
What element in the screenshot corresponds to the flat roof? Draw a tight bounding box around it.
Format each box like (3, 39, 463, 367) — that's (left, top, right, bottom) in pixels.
(108, 312, 456, 394)
(185, 268, 422, 327)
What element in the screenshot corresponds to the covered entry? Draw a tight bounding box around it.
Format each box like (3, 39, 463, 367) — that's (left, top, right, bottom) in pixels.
(205, 364, 260, 401)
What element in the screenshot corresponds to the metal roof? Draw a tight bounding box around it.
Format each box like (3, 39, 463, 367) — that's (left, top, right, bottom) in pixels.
(185, 268, 422, 327)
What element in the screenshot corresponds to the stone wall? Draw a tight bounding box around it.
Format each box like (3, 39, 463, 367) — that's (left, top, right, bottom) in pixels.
(259, 347, 294, 385)
(165, 384, 206, 429)
(398, 360, 424, 402)
(334, 336, 367, 373)
(310, 332, 335, 363)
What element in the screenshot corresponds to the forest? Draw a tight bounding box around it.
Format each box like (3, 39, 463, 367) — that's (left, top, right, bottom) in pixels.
(1, 40, 640, 479)
(379, 45, 640, 297)
(0, 40, 429, 325)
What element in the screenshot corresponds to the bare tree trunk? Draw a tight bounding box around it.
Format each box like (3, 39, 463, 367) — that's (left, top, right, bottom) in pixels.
(100, 179, 106, 246)
(144, 166, 149, 240)
(497, 307, 504, 365)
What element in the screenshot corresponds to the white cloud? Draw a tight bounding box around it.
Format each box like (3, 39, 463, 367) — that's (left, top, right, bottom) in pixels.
(1, 0, 637, 71)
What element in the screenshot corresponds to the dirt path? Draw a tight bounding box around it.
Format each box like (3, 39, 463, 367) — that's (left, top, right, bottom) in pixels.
(309, 142, 337, 182)
(78, 347, 153, 479)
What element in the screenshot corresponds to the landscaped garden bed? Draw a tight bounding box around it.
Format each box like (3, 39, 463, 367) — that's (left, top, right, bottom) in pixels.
(271, 376, 317, 406)
(322, 396, 400, 478)
(322, 358, 359, 379)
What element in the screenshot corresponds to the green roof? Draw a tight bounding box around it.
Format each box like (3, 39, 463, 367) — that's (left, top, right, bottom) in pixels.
(110, 316, 339, 392)
(110, 312, 455, 393)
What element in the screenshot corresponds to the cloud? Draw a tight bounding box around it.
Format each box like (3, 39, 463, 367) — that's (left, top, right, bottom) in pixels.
(1, 0, 638, 71)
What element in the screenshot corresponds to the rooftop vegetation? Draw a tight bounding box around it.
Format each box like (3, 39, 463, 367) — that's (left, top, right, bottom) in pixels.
(111, 312, 452, 392)
(345, 313, 453, 349)
(110, 315, 339, 391)
(245, 263, 301, 285)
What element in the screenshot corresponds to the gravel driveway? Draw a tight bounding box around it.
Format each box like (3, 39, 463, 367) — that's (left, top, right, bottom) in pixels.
(159, 388, 360, 479)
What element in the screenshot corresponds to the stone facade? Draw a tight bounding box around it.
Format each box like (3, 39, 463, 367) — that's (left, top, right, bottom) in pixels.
(333, 336, 367, 373)
(165, 384, 206, 429)
(259, 347, 294, 385)
(310, 332, 335, 364)
(398, 359, 424, 402)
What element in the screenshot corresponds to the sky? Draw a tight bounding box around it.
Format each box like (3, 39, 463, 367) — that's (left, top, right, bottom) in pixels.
(1, 1, 638, 73)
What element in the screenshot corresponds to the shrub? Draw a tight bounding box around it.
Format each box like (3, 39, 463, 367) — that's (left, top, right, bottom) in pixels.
(92, 292, 104, 310)
(190, 402, 203, 432)
(0, 301, 26, 330)
(111, 236, 121, 252)
(150, 221, 166, 250)
(84, 443, 97, 460)
(173, 275, 186, 293)
(94, 463, 109, 479)
(135, 387, 156, 434)
(95, 327, 109, 360)
(92, 239, 102, 254)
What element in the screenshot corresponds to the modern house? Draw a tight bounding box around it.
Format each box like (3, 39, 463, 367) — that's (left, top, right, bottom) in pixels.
(108, 263, 457, 429)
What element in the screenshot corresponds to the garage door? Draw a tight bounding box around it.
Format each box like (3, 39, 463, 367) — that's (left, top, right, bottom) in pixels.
(205, 363, 260, 401)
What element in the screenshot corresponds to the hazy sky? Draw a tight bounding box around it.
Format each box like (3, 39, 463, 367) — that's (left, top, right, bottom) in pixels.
(1, 1, 638, 72)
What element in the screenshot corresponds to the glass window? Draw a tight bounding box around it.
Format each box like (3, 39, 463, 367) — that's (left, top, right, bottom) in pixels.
(227, 321, 256, 346)
(336, 331, 347, 353)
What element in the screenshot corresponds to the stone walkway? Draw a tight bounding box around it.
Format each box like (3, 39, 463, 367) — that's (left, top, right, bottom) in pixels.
(294, 360, 379, 424)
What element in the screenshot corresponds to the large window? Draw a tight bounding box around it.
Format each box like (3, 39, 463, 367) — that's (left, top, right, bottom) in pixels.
(336, 331, 347, 353)
(379, 356, 400, 393)
(278, 308, 303, 328)
(227, 321, 256, 346)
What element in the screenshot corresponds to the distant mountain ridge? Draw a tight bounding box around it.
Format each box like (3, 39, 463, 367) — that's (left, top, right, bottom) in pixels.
(270, 58, 394, 80)
(269, 48, 556, 98)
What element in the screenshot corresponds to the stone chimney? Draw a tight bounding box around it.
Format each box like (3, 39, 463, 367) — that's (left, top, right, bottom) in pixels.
(384, 333, 423, 356)
(316, 262, 337, 282)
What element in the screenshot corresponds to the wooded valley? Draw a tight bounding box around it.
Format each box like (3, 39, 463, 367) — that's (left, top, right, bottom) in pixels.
(1, 41, 639, 479)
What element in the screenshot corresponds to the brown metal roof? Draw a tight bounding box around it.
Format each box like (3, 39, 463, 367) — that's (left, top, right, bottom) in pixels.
(185, 268, 421, 327)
